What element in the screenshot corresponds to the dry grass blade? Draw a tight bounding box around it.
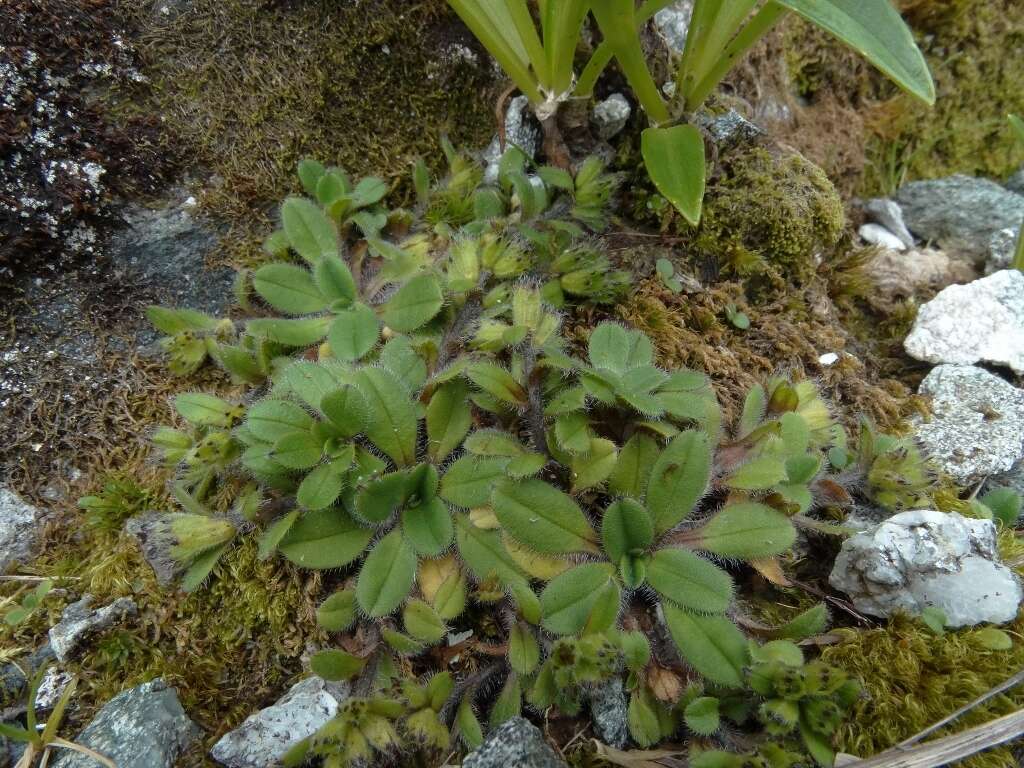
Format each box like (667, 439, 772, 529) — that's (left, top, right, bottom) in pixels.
(593, 740, 687, 768)
(840, 708, 1024, 768)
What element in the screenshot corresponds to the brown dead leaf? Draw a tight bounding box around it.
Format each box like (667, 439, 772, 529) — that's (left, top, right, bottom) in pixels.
(593, 740, 687, 768)
(750, 557, 791, 586)
(647, 664, 684, 703)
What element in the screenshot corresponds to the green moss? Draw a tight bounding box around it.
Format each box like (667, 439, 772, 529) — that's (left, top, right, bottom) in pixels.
(821, 614, 1024, 767)
(694, 145, 845, 283)
(785, 0, 1024, 195)
(116, 0, 496, 235)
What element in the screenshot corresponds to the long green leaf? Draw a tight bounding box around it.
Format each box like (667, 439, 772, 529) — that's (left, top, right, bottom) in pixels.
(278, 508, 373, 569)
(662, 604, 748, 687)
(772, 0, 934, 105)
(492, 478, 599, 555)
(447, 0, 543, 102)
(542, 0, 590, 95)
(353, 367, 418, 466)
(356, 530, 417, 617)
(641, 124, 706, 227)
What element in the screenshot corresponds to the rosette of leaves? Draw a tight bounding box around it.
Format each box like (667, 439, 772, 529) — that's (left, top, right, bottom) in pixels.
(149, 146, 626, 380)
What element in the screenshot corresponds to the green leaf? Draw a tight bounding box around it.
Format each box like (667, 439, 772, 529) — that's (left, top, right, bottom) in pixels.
(174, 393, 237, 427)
(466, 361, 528, 405)
(272, 432, 323, 469)
(247, 317, 330, 347)
(258, 509, 300, 559)
(353, 367, 418, 466)
(641, 125, 706, 227)
(440, 456, 509, 509)
(973, 627, 1013, 651)
(627, 688, 662, 748)
(246, 399, 313, 442)
(647, 430, 712, 534)
(427, 382, 473, 462)
(489, 673, 522, 728)
(357, 530, 417, 617)
(570, 437, 618, 493)
(509, 622, 540, 674)
(356, 471, 410, 524)
(281, 196, 339, 262)
(253, 263, 327, 315)
(327, 303, 379, 361)
(379, 336, 427, 392)
(774, 0, 935, 105)
(662, 605, 748, 687)
(980, 487, 1021, 528)
(297, 462, 346, 510)
(738, 384, 766, 438)
(771, 604, 829, 641)
(694, 503, 796, 559)
(609, 433, 660, 498)
(403, 598, 447, 642)
(540, 563, 620, 635)
(646, 549, 733, 613)
(554, 412, 593, 455)
(456, 698, 484, 749)
(684, 696, 721, 736)
(726, 456, 787, 491)
(181, 543, 229, 592)
(314, 255, 357, 306)
(297, 159, 326, 196)
(492, 478, 599, 555)
(381, 273, 444, 332)
(588, 322, 631, 373)
(316, 589, 357, 631)
(454, 513, 525, 585)
(147, 306, 217, 334)
(311, 649, 365, 681)
(320, 385, 369, 438)
(921, 606, 947, 636)
(601, 498, 654, 563)
(351, 176, 389, 208)
(401, 497, 454, 556)
(278, 508, 373, 568)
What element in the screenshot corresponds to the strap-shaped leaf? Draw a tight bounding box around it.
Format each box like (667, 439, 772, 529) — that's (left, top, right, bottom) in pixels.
(609, 433, 660, 498)
(641, 125, 706, 227)
(353, 367, 418, 466)
(509, 622, 540, 674)
(253, 263, 326, 315)
(646, 549, 733, 613)
(427, 381, 473, 462)
(278, 508, 373, 569)
(357, 530, 416, 617)
(774, 0, 935, 106)
(281, 196, 339, 262)
(646, 430, 712, 534)
(691, 502, 796, 559)
(492, 478, 599, 555)
(381, 273, 444, 332)
(662, 604, 748, 687)
(539, 562, 620, 635)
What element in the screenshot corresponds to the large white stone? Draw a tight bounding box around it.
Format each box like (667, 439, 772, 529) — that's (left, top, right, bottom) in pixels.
(913, 364, 1024, 485)
(210, 676, 348, 768)
(904, 269, 1024, 374)
(829, 510, 1023, 627)
(859, 223, 907, 251)
(0, 486, 41, 572)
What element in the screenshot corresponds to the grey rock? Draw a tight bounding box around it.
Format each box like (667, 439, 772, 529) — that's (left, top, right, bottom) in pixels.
(592, 94, 631, 141)
(48, 595, 137, 662)
(210, 677, 349, 768)
(589, 678, 630, 749)
(463, 716, 567, 768)
(52, 679, 200, 768)
(107, 193, 233, 344)
(913, 364, 1024, 486)
(863, 197, 915, 248)
(1, 644, 55, 706)
(698, 109, 764, 150)
(895, 175, 1024, 264)
(867, 247, 972, 300)
(34, 667, 73, 711)
(859, 223, 907, 251)
(904, 269, 1024, 374)
(483, 96, 541, 184)
(1006, 166, 1024, 196)
(829, 510, 1023, 627)
(985, 227, 1019, 275)
(0, 486, 41, 572)
(654, 1, 694, 53)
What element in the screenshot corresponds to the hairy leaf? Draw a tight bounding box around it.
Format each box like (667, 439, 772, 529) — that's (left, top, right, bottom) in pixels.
(646, 549, 733, 613)
(662, 604, 748, 687)
(601, 498, 654, 563)
(540, 563, 620, 635)
(492, 478, 599, 555)
(357, 530, 417, 617)
(647, 430, 712, 534)
(278, 508, 373, 569)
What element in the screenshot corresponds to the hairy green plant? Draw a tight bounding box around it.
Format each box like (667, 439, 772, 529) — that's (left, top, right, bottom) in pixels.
(130, 149, 881, 765)
(447, 0, 934, 226)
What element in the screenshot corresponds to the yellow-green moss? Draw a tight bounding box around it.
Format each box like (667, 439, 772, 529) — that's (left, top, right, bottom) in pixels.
(115, 0, 496, 236)
(695, 145, 845, 283)
(785, 0, 1024, 195)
